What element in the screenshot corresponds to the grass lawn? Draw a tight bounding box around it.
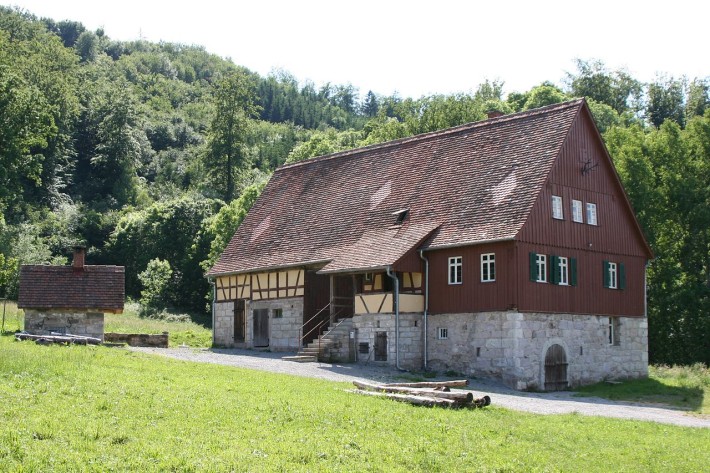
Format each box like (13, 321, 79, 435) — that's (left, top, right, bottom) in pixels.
(1, 301, 212, 348)
(1, 336, 708, 472)
(575, 364, 710, 415)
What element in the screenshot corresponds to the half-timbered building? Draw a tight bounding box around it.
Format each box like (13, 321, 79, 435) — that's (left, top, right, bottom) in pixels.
(207, 99, 652, 390)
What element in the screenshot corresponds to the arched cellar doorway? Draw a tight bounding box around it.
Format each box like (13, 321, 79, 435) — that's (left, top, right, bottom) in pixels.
(544, 344, 568, 391)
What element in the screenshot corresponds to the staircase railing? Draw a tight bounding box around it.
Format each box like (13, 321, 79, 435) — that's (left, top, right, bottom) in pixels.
(298, 302, 331, 348)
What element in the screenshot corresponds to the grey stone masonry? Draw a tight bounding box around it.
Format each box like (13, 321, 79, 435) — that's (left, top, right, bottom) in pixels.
(352, 312, 423, 369)
(214, 297, 303, 350)
(427, 311, 648, 390)
(24, 309, 104, 340)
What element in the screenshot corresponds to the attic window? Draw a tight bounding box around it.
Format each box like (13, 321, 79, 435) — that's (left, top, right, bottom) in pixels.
(392, 208, 409, 225)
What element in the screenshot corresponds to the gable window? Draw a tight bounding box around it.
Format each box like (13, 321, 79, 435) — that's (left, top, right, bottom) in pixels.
(603, 260, 625, 290)
(481, 253, 495, 282)
(552, 195, 564, 220)
(572, 200, 583, 223)
(448, 257, 462, 285)
(586, 203, 598, 226)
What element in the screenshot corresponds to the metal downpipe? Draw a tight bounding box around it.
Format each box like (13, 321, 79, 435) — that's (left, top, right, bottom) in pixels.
(419, 250, 429, 370)
(386, 266, 401, 370)
(209, 278, 216, 347)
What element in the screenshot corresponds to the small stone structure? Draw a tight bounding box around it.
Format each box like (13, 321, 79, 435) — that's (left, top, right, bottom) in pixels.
(23, 310, 104, 340)
(18, 247, 125, 341)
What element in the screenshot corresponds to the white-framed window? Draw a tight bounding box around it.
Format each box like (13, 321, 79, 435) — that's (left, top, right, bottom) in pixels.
(572, 200, 583, 223)
(364, 272, 373, 282)
(608, 262, 617, 289)
(608, 317, 620, 345)
(448, 256, 462, 285)
(558, 256, 569, 285)
(552, 195, 564, 220)
(438, 327, 448, 340)
(536, 254, 547, 283)
(481, 253, 495, 282)
(586, 202, 598, 226)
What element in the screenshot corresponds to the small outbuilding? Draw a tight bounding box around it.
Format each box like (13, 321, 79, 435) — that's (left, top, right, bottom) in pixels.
(18, 247, 125, 340)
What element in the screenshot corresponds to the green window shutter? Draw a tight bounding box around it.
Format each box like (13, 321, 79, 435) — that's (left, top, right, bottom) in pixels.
(602, 260, 610, 288)
(570, 258, 578, 286)
(529, 252, 538, 282)
(619, 263, 626, 290)
(550, 255, 560, 284)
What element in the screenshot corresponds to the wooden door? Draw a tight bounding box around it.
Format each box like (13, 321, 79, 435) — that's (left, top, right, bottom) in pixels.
(234, 300, 245, 342)
(253, 308, 269, 347)
(544, 344, 568, 391)
(374, 332, 387, 361)
(303, 271, 330, 346)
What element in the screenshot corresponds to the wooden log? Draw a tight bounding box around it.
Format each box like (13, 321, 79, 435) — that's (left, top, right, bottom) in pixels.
(353, 389, 458, 407)
(352, 380, 473, 403)
(384, 380, 469, 388)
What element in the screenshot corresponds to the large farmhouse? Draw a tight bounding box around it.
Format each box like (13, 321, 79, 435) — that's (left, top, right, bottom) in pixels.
(207, 99, 652, 390)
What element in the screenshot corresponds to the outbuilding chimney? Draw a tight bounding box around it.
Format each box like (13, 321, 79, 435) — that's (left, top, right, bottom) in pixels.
(487, 110, 505, 119)
(72, 246, 86, 270)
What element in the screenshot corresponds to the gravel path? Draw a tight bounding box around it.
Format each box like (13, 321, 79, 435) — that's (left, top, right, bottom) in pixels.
(129, 346, 710, 429)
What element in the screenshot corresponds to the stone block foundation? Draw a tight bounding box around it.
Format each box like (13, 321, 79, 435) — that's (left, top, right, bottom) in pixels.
(24, 309, 104, 340)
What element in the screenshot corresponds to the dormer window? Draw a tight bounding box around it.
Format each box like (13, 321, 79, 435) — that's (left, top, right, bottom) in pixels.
(392, 208, 409, 225)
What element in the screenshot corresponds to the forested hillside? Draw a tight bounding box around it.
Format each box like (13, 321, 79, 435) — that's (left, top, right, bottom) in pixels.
(0, 7, 707, 364)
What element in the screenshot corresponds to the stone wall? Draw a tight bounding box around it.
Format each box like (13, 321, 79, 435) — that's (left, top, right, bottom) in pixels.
(352, 312, 423, 370)
(104, 332, 168, 348)
(213, 297, 303, 350)
(23, 309, 104, 340)
(427, 311, 648, 390)
(250, 298, 303, 351)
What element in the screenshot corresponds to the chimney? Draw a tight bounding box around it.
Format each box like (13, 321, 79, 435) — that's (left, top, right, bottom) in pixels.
(72, 246, 86, 270)
(487, 110, 504, 119)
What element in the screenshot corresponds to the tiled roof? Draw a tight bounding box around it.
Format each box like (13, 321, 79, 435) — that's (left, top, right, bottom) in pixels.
(208, 99, 584, 276)
(18, 264, 125, 312)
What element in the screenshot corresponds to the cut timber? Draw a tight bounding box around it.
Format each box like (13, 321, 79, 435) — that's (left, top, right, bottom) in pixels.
(353, 389, 457, 407)
(384, 380, 469, 388)
(15, 333, 102, 345)
(352, 380, 473, 403)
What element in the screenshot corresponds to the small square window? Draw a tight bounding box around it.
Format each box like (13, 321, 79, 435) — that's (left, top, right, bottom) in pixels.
(552, 195, 563, 220)
(572, 200, 583, 223)
(448, 256, 462, 285)
(438, 328, 448, 340)
(364, 272, 373, 282)
(481, 253, 495, 282)
(273, 308, 283, 319)
(586, 203, 597, 226)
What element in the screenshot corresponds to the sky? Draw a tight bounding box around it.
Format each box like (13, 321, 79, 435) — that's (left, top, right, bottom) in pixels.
(5, 0, 709, 99)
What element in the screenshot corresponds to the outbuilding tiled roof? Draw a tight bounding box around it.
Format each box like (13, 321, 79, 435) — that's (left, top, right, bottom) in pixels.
(18, 264, 125, 312)
(208, 99, 585, 276)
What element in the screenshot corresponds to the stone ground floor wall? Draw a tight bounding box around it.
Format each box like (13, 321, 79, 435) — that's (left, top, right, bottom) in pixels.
(213, 297, 303, 351)
(352, 312, 423, 370)
(427, 312, 648, 390)
(24, 309, 104, 340)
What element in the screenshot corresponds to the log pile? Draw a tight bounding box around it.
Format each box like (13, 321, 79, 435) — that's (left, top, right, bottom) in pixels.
(15, 332, 102, 345)
(352, 380, 491, 408)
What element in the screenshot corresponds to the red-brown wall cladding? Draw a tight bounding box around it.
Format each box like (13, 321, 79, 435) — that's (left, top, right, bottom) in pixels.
(427, 241, 517, 314)
(518, 110, 648, 257)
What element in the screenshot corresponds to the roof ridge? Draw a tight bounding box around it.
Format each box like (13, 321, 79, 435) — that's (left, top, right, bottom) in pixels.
(278, 98, 586, 172)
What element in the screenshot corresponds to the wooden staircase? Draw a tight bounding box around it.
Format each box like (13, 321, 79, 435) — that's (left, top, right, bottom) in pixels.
(283, 318, 353, 363)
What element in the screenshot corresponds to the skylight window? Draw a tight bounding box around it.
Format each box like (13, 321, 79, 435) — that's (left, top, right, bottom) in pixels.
(392, 208, 409, 225)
